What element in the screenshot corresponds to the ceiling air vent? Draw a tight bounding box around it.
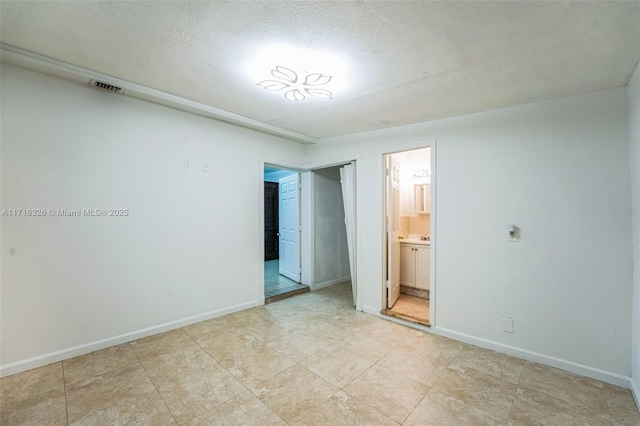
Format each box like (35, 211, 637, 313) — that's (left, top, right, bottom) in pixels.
(89, 80, 123, 94)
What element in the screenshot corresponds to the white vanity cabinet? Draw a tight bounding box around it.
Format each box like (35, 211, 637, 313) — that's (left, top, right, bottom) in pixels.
(399, 241, 430, 290)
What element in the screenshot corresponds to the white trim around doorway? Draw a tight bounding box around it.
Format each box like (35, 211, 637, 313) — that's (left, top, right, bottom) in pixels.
(379, 139, 437, 326)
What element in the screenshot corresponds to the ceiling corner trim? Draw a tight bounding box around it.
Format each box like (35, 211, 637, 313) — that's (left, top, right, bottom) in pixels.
(0, 43, 317, 145)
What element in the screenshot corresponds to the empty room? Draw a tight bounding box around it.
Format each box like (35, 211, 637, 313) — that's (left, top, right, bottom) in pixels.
(1, 1, 639, 425)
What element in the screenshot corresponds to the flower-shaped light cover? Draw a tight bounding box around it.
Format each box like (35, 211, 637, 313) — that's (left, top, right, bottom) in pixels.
(258, 66, 333, 101)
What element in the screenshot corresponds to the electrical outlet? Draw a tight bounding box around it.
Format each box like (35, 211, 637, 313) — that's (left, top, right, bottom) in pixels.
(502, 316, 515, 333)
(184, 160, 191, 171)
(202, 162, 210, 172)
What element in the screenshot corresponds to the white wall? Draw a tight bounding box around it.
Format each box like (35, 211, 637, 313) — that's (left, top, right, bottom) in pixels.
(0, 64, 305, 374)
(306, 87, 633, 382)
(313, 167, 350, 287)
(628, 62, 640, 400)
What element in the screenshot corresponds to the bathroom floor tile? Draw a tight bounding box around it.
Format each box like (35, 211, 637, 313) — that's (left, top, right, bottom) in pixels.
(251, 365, 338, 424)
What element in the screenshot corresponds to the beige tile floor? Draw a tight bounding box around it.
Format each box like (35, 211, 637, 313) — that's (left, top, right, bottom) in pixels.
(385, 294, 430, 326)
(1, 282, 639, 425)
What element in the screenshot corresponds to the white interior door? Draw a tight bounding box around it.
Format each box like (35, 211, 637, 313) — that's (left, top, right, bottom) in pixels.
(279, 173, 300, 282)
(387, 156, 401, 308)
(340, 163, 357, 305)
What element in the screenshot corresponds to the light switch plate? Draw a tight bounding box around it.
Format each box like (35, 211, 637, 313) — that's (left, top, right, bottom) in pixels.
(202, 162, 210, 172)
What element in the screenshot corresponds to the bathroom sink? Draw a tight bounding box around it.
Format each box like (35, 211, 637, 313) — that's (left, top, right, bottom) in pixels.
(400, 238, 430, 245)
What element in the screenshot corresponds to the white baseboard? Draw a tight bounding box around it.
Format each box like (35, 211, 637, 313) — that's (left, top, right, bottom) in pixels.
(312, 275, 350, 291)
(362, 305, 633, 390)
(631, 377, 640, 413)
(433, 326, 632, 388)
(0, 300, 258, 378)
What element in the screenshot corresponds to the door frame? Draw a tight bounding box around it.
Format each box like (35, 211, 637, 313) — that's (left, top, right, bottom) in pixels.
(258, 161, 306, 306)
(381, 139, 437, 327)
(304, 155, 363, 311)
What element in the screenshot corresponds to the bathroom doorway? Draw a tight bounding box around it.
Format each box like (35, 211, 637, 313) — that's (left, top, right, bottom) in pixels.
(382, 146, 433, 326)
(264, 166, 308, 303)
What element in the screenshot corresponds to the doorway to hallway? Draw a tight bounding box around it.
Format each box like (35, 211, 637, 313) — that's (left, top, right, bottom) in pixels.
(263, 166, 308, 303)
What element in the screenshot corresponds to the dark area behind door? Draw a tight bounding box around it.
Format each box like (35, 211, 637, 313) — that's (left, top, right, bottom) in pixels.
(264, 182, 279, 261)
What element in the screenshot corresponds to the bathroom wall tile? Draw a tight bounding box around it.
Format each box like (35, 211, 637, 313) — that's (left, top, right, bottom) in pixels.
(157, 363, 245, 424)
(408, 215, 430, 235)
(66, 364, 155, 422)
(63, 344, 140, 385)
(404, 389, 508, 426)
(251, 365, 338, 424)
(300, 346, 373, 388)
(431, 366, 517, 419)
(0, 388, 67, 426)
(69, 389, 176, 426)
(0, 362, 63, 406)
(297, 390, 399, 426)
(189, 391, 285, 426)
(342, 364, 428, 424)
(448, 345, 524, 385)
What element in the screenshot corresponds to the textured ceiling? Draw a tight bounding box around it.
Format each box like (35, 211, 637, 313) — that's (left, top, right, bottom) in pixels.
(1, 1, 639, 141)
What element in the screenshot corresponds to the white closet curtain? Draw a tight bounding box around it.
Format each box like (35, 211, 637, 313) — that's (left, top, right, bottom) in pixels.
(340, 163, 357, 305)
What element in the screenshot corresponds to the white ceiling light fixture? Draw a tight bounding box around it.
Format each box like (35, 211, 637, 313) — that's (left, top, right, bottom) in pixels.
(249, 44, 348, 102)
